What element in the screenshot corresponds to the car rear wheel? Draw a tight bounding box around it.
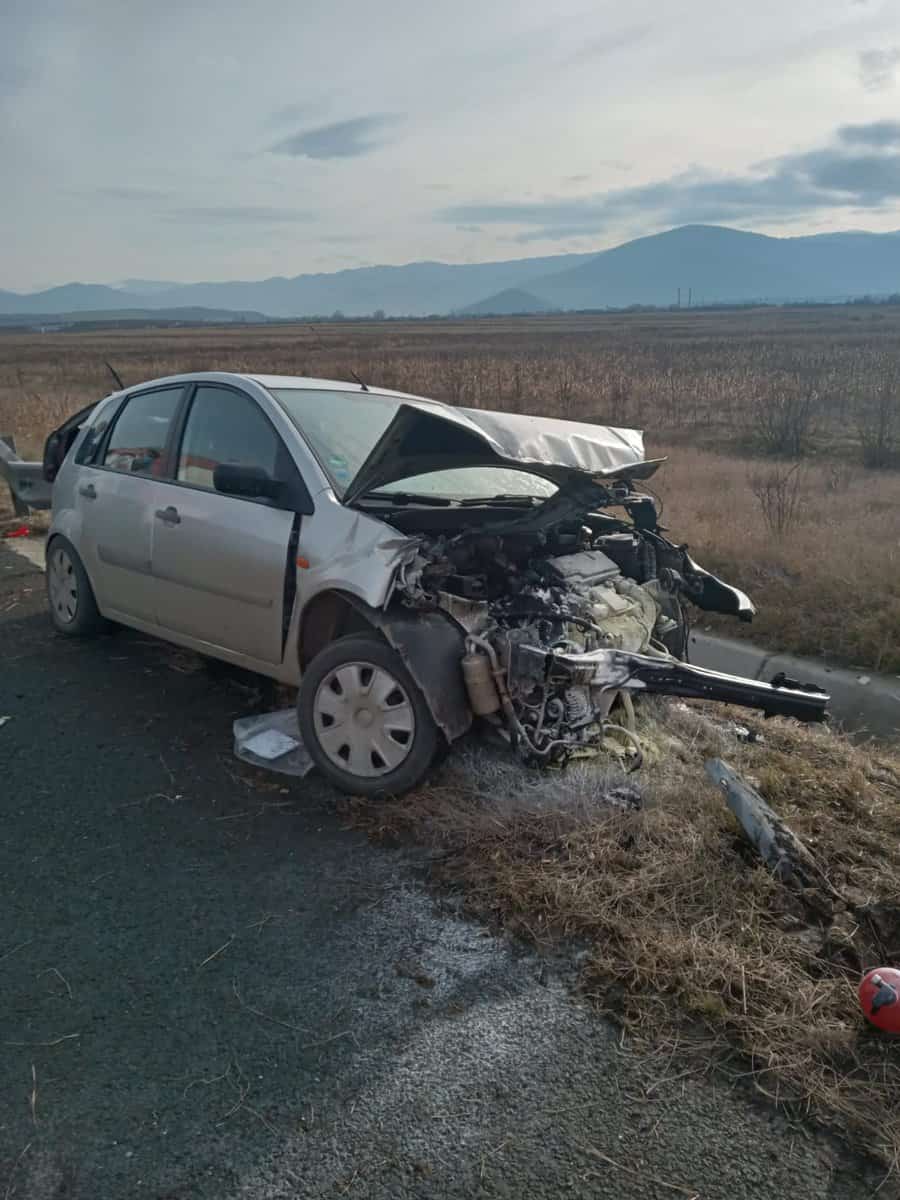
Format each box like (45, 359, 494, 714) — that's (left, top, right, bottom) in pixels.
(298, 633, 439, 797)
(46, 537, 107, 637)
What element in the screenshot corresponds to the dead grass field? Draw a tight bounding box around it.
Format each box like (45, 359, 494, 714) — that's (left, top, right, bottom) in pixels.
(2, 307, 898, 668)
(348, 702, 900, 1169)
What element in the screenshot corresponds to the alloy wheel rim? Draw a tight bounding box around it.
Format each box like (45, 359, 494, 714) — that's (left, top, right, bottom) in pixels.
(48, 546, 78, 624)
(313, 660, 415, 778)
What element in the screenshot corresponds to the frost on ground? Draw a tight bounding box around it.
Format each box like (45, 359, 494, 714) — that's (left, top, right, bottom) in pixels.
(347, 699, 900, 1166)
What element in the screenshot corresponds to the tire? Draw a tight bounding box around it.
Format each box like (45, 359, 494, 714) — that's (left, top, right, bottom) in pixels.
(46, 536, 108, 638)
(298, 633, 439, 798)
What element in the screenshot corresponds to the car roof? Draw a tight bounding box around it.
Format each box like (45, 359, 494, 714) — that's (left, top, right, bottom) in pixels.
(116, 371, 444, 407)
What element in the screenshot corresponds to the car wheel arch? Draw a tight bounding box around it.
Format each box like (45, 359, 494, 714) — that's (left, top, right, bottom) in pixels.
(298, 589, 383, 671)
(46, 531, 99, 594)
(298, 589, 473, 745)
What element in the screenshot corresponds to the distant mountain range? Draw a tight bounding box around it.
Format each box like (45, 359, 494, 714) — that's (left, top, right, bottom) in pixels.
(4, 225, 900, 323)
(0, 306, 267, 328)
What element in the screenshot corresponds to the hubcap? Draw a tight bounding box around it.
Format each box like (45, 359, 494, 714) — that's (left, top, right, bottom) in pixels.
(48, 546, 78, 624)
(313, 661, 415, 778)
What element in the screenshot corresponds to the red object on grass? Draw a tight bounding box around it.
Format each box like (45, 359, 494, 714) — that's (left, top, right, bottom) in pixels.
(859, 968, 900, 1033)
(2, 525, 30, 539)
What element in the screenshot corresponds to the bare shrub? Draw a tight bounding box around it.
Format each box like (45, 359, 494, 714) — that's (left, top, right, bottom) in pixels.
(750, 376, 818, 457)
(749, 462, 804, 538)
(856, 367, 899, 469)
(554, 361, 575, 414)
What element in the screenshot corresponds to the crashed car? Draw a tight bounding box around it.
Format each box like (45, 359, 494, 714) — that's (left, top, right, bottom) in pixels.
(44, 372, 828, 795)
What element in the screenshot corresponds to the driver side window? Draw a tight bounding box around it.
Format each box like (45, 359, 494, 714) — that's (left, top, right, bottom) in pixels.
(177, 385, 279, 490)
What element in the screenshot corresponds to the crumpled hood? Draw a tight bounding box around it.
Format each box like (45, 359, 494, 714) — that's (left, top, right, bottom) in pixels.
(342, 401, 662, 505)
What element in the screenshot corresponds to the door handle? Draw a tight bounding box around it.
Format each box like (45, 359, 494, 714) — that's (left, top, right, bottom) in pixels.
(78, 483, 97, 499)
(154, 506, 181, 525)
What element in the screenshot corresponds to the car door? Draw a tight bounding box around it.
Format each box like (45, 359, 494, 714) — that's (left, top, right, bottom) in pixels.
(150, 383, 312, 665)
(75, 385, 184, 622)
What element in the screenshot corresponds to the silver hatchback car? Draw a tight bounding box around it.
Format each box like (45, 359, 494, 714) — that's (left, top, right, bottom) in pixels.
(44, 372, 826, 795)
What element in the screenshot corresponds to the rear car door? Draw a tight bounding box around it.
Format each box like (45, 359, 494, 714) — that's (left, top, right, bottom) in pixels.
(75, 385, 184, 622)
(150, 383, 311, 665)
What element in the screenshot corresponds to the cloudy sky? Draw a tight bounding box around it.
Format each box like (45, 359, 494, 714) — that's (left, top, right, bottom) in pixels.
(4, 0, 900, 290)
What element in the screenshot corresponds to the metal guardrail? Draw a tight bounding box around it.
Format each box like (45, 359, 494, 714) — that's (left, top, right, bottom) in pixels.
(0, 435, 52, 513)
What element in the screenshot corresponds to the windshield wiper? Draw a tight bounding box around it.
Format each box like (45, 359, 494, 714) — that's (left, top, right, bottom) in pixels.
(360, 490, 453, 507)
(458, 494, 543, 507)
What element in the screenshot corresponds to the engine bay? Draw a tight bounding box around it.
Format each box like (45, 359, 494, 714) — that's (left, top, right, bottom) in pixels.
(389, 480, 792, 767)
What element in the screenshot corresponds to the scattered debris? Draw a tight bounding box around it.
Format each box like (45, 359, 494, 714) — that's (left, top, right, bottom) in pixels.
(0, 716, 11, 730)
(704, 757, 842, 914)
(2, 524, 30, 539)
(859, 967, 900, 1033)
(724, 720, 762, 744)
(233, 710, 313, 777)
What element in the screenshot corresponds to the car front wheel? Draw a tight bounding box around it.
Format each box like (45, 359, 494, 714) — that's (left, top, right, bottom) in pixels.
(298, 633, 439, 797)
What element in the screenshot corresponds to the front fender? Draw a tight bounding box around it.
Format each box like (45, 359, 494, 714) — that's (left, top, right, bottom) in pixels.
(344, 598, 473, 743)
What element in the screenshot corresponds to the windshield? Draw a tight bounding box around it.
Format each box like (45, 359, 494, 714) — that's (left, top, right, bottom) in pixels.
(270, 387, 556, 501)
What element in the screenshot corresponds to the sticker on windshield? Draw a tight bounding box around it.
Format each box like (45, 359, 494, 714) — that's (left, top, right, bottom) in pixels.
(328, 454, 351, 483)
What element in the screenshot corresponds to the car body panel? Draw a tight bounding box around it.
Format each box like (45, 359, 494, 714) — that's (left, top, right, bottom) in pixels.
(341, 402, 656, 505)
(293, 488, 416, 613)
(150, 485, 297, 664)
(69, 464, 162, 623)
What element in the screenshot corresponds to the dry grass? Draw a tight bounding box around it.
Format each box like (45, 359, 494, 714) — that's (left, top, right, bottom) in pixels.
(1, 309, 898, 667)
(346, 702, 900, 1167)
(653, 446, 900, 671)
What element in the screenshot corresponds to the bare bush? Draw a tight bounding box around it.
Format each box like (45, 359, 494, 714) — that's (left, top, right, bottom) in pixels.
(856, 367, 899, 469)
(748, 461, 804, 537)
(749, 376, 818, 457)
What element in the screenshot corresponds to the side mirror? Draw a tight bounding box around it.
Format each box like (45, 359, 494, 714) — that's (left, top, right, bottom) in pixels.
(213, 463, 283, 501)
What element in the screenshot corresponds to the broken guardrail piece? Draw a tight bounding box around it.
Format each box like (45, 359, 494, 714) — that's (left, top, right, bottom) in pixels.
(705, 757, 843, 914)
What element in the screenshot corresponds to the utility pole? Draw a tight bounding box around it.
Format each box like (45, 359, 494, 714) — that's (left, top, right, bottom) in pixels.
(677, 287, 681, 308)
(688, 287, 692, 308)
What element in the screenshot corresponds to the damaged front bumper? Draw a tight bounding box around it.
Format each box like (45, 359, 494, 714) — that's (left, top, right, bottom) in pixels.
(512, 643, 830, 724)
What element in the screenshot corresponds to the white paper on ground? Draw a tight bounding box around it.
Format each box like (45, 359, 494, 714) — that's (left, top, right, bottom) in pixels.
(243, 728, 299, 760)
(233, 709, 315, 777)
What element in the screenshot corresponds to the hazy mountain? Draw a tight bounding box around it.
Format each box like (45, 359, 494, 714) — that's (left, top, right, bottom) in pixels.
(0, 282, 144, 314)
(129, 253, 599, 317)
(4, 226, 900, 320)
(0, 306, 267, 328)
(0, 253, 596, 319)
(527, 225, 900, 310)
(114, 279, 183, 295)
(458, 287, 555, 315)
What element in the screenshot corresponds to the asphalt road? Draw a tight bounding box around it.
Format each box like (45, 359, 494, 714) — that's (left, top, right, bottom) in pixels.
(0, 541, 888, 1200)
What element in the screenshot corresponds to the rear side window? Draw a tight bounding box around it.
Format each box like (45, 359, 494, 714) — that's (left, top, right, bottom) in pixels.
(176, 385, 280, 489)
(75, 412, 109, 465)
(103, 388, 182, 476)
